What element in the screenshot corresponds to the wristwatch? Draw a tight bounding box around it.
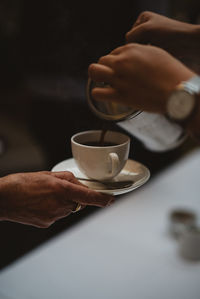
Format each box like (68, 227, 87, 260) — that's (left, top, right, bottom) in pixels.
(166, 76, 200, 123)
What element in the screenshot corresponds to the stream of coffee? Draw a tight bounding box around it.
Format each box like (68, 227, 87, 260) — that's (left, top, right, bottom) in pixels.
(99, 129, 107, 146)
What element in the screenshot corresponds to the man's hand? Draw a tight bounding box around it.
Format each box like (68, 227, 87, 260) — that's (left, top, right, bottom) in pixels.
(126, 11, 200, 72)
(0, 171, 113, 228)
(88, 44, 194, 113)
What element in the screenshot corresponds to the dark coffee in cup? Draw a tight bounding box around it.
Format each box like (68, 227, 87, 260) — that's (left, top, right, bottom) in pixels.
(83, 141, 118, 147)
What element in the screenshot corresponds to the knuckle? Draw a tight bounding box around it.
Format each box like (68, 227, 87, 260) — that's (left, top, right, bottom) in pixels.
(141, 11, 149, 16)
(88, 63, 96, 74)
(67, 171, 75, 180)
(49, 180, 67, 198)
(113, 47, 133, 68)
(139, 11, 151, 19)
(49, 179, 60, 190)
(98, 55, 108, 64)
(124, 43, 135, 50)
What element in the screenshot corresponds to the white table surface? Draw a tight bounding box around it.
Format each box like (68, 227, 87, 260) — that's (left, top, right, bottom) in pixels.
(1, 149, 200, 299)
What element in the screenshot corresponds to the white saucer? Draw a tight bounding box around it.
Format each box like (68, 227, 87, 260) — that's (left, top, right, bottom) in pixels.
(52, 158, 150, 195)
(52, 158, 150, 196)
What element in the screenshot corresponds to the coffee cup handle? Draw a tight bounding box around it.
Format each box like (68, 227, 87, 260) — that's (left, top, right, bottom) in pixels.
(109, 153, 120, 177)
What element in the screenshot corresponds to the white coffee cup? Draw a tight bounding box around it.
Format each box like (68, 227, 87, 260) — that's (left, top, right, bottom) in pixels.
(71, 130, 130, 181)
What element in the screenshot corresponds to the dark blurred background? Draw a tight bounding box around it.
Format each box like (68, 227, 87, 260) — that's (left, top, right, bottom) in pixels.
(0, 0, 199, 270)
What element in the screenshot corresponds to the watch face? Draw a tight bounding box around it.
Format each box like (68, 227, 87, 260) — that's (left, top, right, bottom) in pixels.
(167, 90, 196, 121)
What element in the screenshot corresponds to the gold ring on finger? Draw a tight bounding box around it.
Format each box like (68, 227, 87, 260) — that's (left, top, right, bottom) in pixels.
(72, 203, 82, 213)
